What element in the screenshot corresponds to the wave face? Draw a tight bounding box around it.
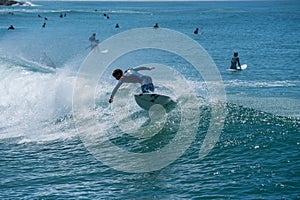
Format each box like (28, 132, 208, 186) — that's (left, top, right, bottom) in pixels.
(0, 1, 299, 199)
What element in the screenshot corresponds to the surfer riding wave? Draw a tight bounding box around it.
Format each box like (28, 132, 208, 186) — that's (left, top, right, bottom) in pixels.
(109, 66, 155, 103)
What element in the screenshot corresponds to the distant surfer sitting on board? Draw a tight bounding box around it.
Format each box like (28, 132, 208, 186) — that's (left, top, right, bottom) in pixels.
(109, 67, 155, 103)
(230, 52, 241, 70)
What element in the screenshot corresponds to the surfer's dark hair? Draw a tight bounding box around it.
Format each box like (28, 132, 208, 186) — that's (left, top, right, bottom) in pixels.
(112, 69, 123, 78)
(234, 52, 238, 57)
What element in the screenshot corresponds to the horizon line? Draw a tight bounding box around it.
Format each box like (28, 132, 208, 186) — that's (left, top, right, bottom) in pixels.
(30, 0, 278, 2)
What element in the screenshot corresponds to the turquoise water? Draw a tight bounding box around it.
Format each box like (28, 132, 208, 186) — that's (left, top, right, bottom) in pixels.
(0, 1, 299, 199)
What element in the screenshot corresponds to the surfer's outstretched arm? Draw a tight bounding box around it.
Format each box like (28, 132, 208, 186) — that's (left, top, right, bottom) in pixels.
(109, 81, 122, 103)
(134, 66, 155, 71)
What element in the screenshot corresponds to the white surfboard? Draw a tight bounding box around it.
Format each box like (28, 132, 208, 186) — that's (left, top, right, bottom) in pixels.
(228, 64, 247, 71)
(134, 93, 176, 111)
(240, 64, 247, 70)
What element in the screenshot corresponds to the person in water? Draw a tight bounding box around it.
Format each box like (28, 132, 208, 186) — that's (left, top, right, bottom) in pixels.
(194, 28, 199, 35)
(230, 52, 241, 70)
(109, 66, 155, 103)
(8, 25, 15, 30)
(88, 32, 99, 49)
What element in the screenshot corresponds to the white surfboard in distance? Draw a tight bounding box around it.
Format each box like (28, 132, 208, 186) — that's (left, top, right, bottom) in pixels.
(134, 93, 176, 111)
(228, 64, 247, 71)
(240, 64, 247, 70)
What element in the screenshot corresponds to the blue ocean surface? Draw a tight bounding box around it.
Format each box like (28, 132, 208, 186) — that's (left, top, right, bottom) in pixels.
(0, 1, 299, 199)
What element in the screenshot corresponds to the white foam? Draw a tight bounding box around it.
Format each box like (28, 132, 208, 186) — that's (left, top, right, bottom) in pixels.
(0, 58, 77, 142)
(227, 95, 300, 118)
(224, 80, 298, 88)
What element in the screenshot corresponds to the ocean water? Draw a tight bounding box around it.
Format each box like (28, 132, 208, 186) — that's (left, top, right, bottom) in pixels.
(0, 1, 299, 199)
